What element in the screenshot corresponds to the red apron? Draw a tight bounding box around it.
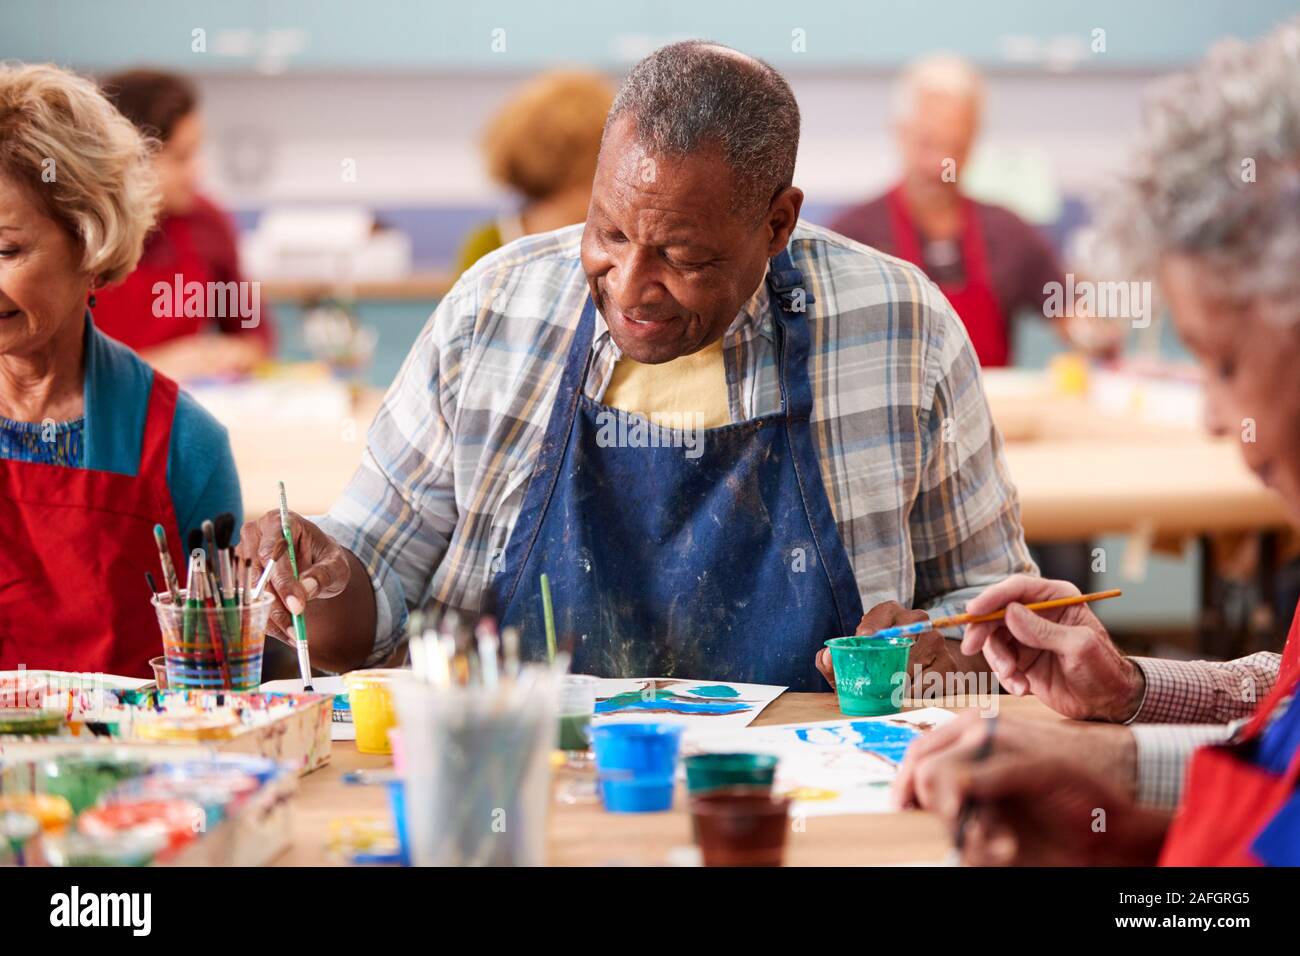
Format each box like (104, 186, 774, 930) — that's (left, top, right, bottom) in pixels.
(1158, 608, 1300, 866)
(0, 373, 185, 678)
(885, 185, 1010, 368)
(92, 216, 213, 352)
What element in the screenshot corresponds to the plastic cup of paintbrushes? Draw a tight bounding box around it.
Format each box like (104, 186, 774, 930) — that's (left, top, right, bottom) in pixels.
(390, 668, 560, 866)
(824, 634, 915, 716)
(343, 669, 403, 755)
(690, 789, 792, 867)
(684, 753, 779, 796)
(591, 723, 683, 813)
(153, 591, 273, 691)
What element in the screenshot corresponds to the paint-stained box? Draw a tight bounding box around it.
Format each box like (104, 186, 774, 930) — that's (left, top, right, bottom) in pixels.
(117, 691, 333, 776)
(27, 688, 333, 776)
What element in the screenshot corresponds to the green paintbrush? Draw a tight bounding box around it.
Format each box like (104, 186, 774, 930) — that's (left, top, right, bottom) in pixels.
(540, 572, 557, 664)
(279, 481, 314, 692)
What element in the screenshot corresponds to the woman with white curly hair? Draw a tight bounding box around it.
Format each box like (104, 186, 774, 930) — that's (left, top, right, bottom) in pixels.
(897, 18, 1300, 866)
(0, 63, 241, 677)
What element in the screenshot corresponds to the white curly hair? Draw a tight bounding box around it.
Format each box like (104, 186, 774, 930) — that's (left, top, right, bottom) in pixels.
(1095, 17, 1300, 319)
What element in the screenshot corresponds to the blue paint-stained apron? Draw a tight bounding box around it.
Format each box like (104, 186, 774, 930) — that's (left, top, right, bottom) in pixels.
(488, 250, 864, 690)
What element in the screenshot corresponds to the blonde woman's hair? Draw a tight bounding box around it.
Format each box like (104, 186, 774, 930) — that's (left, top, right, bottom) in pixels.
(483, 70, 615, 201)
(0, 62, 161, 286)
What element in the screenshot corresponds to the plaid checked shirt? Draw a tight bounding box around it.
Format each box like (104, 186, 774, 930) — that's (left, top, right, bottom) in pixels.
(1127, 651, 1284, 807)
(318, 222, 1036, 668)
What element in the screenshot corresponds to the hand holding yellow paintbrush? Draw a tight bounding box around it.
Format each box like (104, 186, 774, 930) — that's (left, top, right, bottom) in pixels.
(860, 589, 1123, 640)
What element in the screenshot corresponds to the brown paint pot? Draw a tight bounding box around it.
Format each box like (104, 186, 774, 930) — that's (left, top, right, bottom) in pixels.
(689, 788, 792, 867)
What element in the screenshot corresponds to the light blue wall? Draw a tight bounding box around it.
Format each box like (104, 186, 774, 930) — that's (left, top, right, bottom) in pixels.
(3, 0, 1294, 71)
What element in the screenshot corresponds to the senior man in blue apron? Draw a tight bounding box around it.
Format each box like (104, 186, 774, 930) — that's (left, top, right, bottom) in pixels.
(239, 41, 1035, 692)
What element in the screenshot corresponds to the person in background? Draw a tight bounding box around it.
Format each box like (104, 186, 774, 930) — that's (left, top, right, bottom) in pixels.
(898, 19, 1300, 866)
(830, 55, 1104, 368)
(96, 68, 274, 381)
(456, 70, 615, 274)
(0, 64, 242, 677)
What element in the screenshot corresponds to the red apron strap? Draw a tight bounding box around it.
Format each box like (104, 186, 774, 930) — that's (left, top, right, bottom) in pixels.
(139, 371, 179, 479)
(956, 197, 994, 289)
(885, 184, 925, 267)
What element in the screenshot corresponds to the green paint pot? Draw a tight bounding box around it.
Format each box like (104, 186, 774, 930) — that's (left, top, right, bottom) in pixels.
(824, 635, 914, 716)
(684, 753, 778, 795)
(41, 754, 147, 815)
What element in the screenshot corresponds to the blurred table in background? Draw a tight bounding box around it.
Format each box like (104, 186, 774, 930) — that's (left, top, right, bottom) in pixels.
(193, 369, 384, 518)
(215, 363, 1289, 535)
(213, 362, 1291, 657)
(262, 272, 454, 303)
(984, 368, 1289, 541)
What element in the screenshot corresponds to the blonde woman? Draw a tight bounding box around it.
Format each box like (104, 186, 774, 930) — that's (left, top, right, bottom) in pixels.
(0, 63, 241, 677)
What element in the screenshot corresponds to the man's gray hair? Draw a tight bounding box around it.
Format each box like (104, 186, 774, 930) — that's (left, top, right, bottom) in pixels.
(1094, 16, 1300, 319)
(605, 40, 800, 218)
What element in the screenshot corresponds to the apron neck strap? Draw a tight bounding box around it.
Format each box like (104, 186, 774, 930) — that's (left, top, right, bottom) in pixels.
(138, 371, 180, 478)
(765, 246, 815, 422)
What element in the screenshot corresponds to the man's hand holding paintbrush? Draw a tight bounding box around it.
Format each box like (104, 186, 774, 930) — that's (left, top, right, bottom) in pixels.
(236, 509, 379, 673)
(959, 574, 1144, 722)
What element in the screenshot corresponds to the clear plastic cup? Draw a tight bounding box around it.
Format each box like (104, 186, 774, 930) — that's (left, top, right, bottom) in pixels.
(558, 674, 598, 752)
(152, 591, 273, 692)
(390, 668, 560, 866)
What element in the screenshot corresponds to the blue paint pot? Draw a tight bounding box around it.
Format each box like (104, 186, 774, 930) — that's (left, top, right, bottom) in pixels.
(592, 723, 683, 814)
(387, 780, 410, 866)
(598, 775, 676, 813)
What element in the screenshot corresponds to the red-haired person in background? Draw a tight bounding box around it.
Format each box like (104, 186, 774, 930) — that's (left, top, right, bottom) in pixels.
(97, 69, 274, 380)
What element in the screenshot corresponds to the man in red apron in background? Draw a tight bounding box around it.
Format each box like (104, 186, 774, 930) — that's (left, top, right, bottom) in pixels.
(830, 54, 1086, 367)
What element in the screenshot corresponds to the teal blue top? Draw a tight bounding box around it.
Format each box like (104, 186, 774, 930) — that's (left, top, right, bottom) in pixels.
(0, 315, 243, 546)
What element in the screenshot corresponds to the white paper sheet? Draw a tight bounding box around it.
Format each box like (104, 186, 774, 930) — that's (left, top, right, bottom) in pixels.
(683, 707, 956, 816)
(260, 675, 354, 740)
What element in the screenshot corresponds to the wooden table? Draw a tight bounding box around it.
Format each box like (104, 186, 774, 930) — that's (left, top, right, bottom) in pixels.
(276, 693, 1062, 867)
(984, 378, 1289, 542)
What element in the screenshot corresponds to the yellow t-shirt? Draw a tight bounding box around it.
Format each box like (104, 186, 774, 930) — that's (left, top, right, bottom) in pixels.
(601, 337, 730, 429)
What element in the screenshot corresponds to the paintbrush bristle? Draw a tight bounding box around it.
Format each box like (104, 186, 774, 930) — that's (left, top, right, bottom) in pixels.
(153, 523, 168, 549)
(213, 512, 235, 550)
(278, 481, 289, 520)
(187, 529, 205, 554)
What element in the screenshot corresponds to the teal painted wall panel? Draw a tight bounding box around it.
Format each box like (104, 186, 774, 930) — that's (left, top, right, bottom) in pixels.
(3, 0, 1294, 71)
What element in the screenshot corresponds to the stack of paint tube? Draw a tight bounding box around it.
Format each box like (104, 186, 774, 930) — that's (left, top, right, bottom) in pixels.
(390, 610, 564, 866)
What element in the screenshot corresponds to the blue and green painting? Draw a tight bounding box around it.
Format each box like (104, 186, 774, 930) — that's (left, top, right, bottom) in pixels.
(792, 719, 923, 764)
(595, 679, 755, 717)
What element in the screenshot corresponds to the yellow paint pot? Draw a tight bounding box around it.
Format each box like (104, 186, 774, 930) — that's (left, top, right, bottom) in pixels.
(344, 669, 402, 755)
(0, 793, 73, 832)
